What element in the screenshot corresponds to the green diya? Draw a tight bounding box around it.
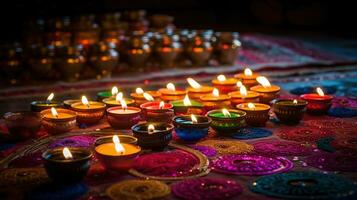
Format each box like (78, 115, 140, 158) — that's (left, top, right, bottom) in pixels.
(207, 109, 246, 135)
(171, 95, 204, 115)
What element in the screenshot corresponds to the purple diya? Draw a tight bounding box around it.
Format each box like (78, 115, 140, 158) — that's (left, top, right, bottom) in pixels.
(212, 154, 293, 175)
(188, 145, 217, 157)
(172, 178, 243, 200)
(48, 135, 97, 149)
(253, 140, 314, 156)
(277, 127, 334, 143)
(133, 150, 200, 177)
(306, 153, 357, 172)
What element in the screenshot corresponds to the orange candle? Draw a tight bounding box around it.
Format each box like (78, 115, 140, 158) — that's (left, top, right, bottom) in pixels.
(102, 92, 135, 107)
(200, 88, 231, 111)
(237, 102, 270, 126)
(130, 87, 161, 105)
(41, 107, 76, 134)
(228, 85, 260, 107)
(159, 83, 186, 101)
(71, 96, 106, 125)
(186, 78, 213, 100)
(234, 68, 259, 89)
(250, 76, 280, 104)
(212, 75, 238, 94)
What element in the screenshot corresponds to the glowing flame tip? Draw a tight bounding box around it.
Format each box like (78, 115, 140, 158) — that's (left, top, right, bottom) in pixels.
(63, 147, 73, 159)
(244, 68, 253, 76)
(217, 75, 226, 82)
(167, 83, 175, 91)
(187, 78, 201, 89)
(222, 108, 231, 117)
(47, 93, 54, 101)
(316, 87, 325, 96)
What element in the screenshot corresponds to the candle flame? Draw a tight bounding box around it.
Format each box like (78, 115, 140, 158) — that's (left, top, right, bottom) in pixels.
(47, 93, 54, 101)
(187, 78, 201, 89)
(111, 86, 119, 96)
(136, 87, 144, 94)
(240, 85, 247, 97)
(244, 68, 253, 76)
(191, 114, 198, 123)
(236, 81, 243, 88)
(217, 74, 226, 82)
(183, 94, 192, 106)
(316, 87, 324, 96)
(213, 88, 219, 97)
(148, 124, 155, 134)
(167, 83, 176, 91)
(256, 76, 271, 88)
(293, 99, 298, 104)
(120, 99, 127, 110)
(113, 135, 125, 154)
(143, 92, 154, 101)
(51, 107, 58, 118)
(159, 101, 165, 109)
(222, 108, 231, 117)
(81, 96, 90, 107)
(63, 147, 73, 159)
(248, 103, 256, 109)
(116, 92, 123, 102)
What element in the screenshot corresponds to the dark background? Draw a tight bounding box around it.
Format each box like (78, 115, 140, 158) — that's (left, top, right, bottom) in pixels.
(0, 0, 356, 42)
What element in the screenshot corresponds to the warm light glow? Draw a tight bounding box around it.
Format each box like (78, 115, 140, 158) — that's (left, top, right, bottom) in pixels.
(51, 107, 58, 118)
(244, 68, 253, 76)
(183, 94, 192, 106)
(293, 99, 298, 104)
(116, 92, 123, 102)
(81, 96, 89, 107)
(47, 93, 54, 101)
(159, 101, 165, 109)
(187, 78, 201, 89)
(236, 81, 243, 88)
(136, 87, 144, 94)
(148, 124, 155, 134)
(191, 114, 198, 123)
(240, 85, 247, 97)
(257, 76, 271, 88)
(213, 88, 219, 97)
(120, 99, 127, 110)
(248, 103, 256, 109)
(113, 135, 125, 154)
(63, 147, 73, 159)
(217, 74, 226, 82)
(111, 86, 119, 96)
(167, 83, 176, 91)
(143, 93, 154, 101)
(222, 108, 231, 117)
(316, 87, 325, 96)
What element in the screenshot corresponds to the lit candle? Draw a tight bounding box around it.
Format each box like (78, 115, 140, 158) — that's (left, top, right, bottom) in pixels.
(130, 87, 161, 105)
(186, 78, 213, 100)
(159, 83, 187, 102)
(103, 92, 135, 108)
(273, 99, 307, 124)
(140, 101, 174, 123)
(173, 114, 211, 142)
(107, 100, 141, 129)
(300, 87, 333, 114)
(212, 74, 238, 94)
(200, 88, 231, 111)
(97, 86, 119, 101)
(95, 135, 141, 171)
(40, 107, 76, 134)
(250, 76, 280, 104)
(171, 94, 204, 115)
(31, 92, 64, 112)
(236, 102, 270, 126)
(234, 68, 259, 89)
(228, 85, 260, 107)
(207, 108, 246, 135)
(71, 96, 106, 125)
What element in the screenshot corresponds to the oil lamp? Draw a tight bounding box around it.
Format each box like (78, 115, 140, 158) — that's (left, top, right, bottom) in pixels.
(71, 96, 106, 125)
(159, 83, 186, 102)
(200, 88, 231, 111)
(207, 108, 246, 135)
(186, 78, 213, 100)
(236, 102, 270, 127)
(31, 93, 63, 112)
(212, 75, 238, 94)
(234, 68, 259, 89)
(173, 114, 211, 142)
(300, 87, 333, 114)
(273, 99, 307, 124)
(130, 87, 161, 106)
(228, 85, 260, 107)
(140, 101, 174, 123)
(96, 86, 119, 101)
(171, 94, 204, 115)
(40, 107, 76, 134)
(107, 99, 141, 129)
(250, 76, 280, 104)
(102, 92, 135, 107)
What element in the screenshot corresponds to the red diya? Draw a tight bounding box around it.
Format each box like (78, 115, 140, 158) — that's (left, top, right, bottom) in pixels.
(250, 76, 280, 104)
(234, 68, 259, 89)
(158, 83, 186, 102)
(199, 88, 231, 111)
(186, 78, 214, 101)
(300, 87, 333, 114)
(140, 101, 174, 123)
(228, 85, 260, 107)
(212, 75, 238, 94)
(106, 100, 141, 129)
(130, 87, 161, 106)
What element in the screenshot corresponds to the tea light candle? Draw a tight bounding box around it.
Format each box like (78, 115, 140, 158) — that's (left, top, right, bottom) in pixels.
(186, 78, 213, 100)
(212, 75, 238, 94)
(42, 147, 92, 182)
(173, 114, 211, 142)
(130, 87, 161, 106)
(236, 102, 270, 127)
(40, 107, 76, 134)
(250, 76, 280, 104)
(200, 88, 231, 111)
(31, 93, 64, 112)
(96, 86, 119, 101)
(132, 122, 174, 150)
(228, 85, 260, 107)
(159, 83, 187, 102)
(102, 92, 135, 107)
(71, 96, 106, 125)
(300, 87, 333, 114)
(207, 108, 246, 135)
(107, 99, 141, 129)
(140, 101, 174, 123)
(95, 135, 141, 171)
(234, 68, 259, 89)
(273, 99, 307, 124)
(171, 94, 204, 115)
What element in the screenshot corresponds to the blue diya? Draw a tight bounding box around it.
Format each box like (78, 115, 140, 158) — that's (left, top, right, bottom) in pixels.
(173, 115, 211, 142)
(232, 127, 272, 140)
(250, 171, 356, 199)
